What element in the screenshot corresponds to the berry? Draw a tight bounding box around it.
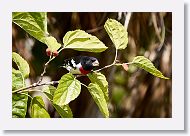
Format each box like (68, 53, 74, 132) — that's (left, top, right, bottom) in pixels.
(46, 48, 52, 56)
(52, 50, 58, 57)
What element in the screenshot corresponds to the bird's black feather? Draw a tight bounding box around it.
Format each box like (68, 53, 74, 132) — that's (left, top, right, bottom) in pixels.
(61, 56, 99, 74)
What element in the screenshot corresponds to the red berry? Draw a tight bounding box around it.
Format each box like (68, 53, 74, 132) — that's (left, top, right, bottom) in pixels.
(52, 50, 58, 57)
(46, 48, 52, 56)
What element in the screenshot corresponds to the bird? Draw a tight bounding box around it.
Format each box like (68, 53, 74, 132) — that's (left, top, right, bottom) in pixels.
(61, 56, 99, 75)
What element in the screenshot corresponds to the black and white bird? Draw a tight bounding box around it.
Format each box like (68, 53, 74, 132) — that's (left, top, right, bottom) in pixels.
(61, 56, 99, 75)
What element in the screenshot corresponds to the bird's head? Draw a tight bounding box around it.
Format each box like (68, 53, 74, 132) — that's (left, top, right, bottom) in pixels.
(81, 56, 99, 71)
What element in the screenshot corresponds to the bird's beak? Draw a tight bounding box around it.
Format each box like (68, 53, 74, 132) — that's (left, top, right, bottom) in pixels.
(92, 60, 99, 66)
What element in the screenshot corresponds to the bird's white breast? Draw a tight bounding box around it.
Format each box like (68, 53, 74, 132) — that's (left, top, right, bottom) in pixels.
(69, 63, 82, 74)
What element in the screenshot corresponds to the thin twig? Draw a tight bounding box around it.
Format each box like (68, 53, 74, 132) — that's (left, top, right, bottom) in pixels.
(95, 46, 118, 72)
(115, 62, 134, 66)
(114, 48, 118, 62)
(12, 81, 59, 93)
(18, 89, 44, 94)
(95, 62, 133, 72)
(37, 58, 52, 84)
(95, 63, 115, 72)
(37, 47, 64, 84)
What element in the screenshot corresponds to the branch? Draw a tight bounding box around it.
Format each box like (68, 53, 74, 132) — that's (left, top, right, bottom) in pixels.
(95, 62, 133, 72)
(37, 47, 64, 84)
(12, 81, 59, 94)
(95, 45, 118, 72)
(95, 63, 115, 72)
(37, 57, 52, 84)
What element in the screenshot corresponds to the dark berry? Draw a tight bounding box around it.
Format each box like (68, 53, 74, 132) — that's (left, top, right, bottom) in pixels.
(52, 50, 58, 57)
(46, 48, 51, 56)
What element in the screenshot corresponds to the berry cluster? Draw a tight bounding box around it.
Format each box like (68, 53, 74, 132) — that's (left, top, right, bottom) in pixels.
(46, 48, 58, 57)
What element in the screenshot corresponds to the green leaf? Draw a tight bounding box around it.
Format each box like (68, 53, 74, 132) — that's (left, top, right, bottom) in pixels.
(42, 85, 73, 118)
(31, 96, 50, 118)
(132, 56, 169, 79)
(12, 53, 29, 118)
(63, 29, 108, 52)
(87, 83, 109, 118)
(53, 73, 81, 106)
(42, 85, 56, 100)
(43, 36, 62, 52)
(12, 12, 61, 51)
(12, 93, 28, 118)
(12, 52, 30, 78)
(53, 104, 73, 118)
(88, 72, 109, 102)
(104, 18, 128, 50)
(12, 12, 48, 42)
(12, 69, 28, 118)
(12, 68, 24, 91)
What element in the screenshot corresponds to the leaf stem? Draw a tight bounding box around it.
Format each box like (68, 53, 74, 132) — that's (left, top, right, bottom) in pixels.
(114, 48, 118, 62)
(95, 47, 118, 72)
(80, 83, 88, 88)
(17, 92, 33, 99)
(115, 62, 134, 66)
(95, 61, 133, 72)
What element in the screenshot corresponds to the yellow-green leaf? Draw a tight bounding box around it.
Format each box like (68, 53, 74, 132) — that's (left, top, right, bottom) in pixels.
(12, 68, 24, 91)
(42, 85, 57, 101)
(12, 52, 30, 78)
(104, 18, 128, 50)
(132, 56, 169, 79)
(88, 72, 109, 102)
(42, 85, 73, 118)
(12, 12, 48, 42)
(53, 104, 73, 118)
(53, 73, 81, 106)
(87, 83, 109, 118)
(63, 29, 108, 52)
(12, 12, 61, 51)
(12, 68, 28, 118)
(31, 96, 50, 118)
(43, 36, 61, 52)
